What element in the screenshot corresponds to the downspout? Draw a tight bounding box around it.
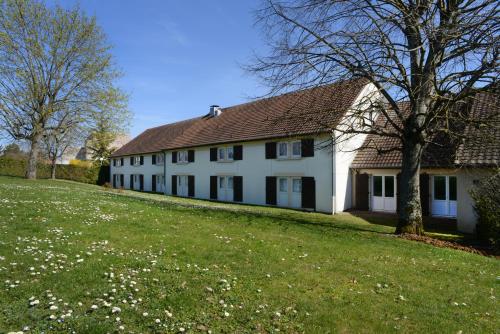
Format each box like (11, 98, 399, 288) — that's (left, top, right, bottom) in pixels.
(163, 150, 167, 195)
(331, 131, 337, 214)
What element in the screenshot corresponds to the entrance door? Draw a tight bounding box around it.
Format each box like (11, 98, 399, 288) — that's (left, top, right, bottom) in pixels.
(277, 177, 289, 207)
(156, 174, 164, 193)
(218, 176, 233, 202)
(372, 175, 396, 212)
(432, 176, 457, 217)
(277, 177, 302, 208)
(290, 178, 302, 208)
(178, 175, 188, 197)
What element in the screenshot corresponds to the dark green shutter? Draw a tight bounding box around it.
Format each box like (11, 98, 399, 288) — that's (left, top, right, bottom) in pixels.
(210, 176, 218, 199)
(301, 177, 316, 210)
(265, 142, 277, 159)
(152, 154, 156, 165)
(420, 173, 429, 216)
(233, 176, 243, 202)
(266, 176, 277, 205)
(301, 138, 314, 157)
(188, 175, 195, 197)
(210, 148, 218, 161)
(172, 151, 177, 163)
(130, 174, 134, 189)
(188, 150, 195, 162)
(171, 175, 177, 195)
(152, 175, 156, 192)
(233, 145, 243, 160)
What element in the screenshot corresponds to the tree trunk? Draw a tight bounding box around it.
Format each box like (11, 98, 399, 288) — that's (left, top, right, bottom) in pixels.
(396, 137, 424, 235)
(26, 134, 41, 179)
(50, 158, 57, 179)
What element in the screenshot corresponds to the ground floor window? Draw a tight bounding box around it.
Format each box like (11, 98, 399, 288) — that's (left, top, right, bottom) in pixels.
(432, 175, 457, 217)
(372, 175, 396, 212)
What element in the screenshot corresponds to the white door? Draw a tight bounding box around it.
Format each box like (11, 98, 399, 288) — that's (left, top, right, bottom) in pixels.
(432, 176, 457, 217)
(218, 176, 233, 202)
(134, 175, 140, 191)
(291, 178, 302, 208)
(178, 175, 188, 197)
(156, 175, 164, 193)
(372, 175, 396, 212)
(277, 177, 289, 207)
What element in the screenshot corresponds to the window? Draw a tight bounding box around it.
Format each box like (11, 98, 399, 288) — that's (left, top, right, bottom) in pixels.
(449, 176, 457, 201)
(218, 148, 226, 161)
(279, 178, 288, 192)
(156, 154, 164, 165)
(278, 142, 288, 158)
(115, 159, 122, 167)
(384, 176, 394, 197)
(157, 174, 164, 184)
(134, 156, 141, 166)
(227, 147, 234, 160)
(433, 176, 446, 200)
(292, 179, 302, 193)
(373, 176, 383, 197)
(180, 151, 189, 163)
(227, 176, 233, 189)
(291, 141, 301, 158)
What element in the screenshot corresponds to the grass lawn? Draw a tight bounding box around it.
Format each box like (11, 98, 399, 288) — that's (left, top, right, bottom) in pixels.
(0, 176, 498, 333)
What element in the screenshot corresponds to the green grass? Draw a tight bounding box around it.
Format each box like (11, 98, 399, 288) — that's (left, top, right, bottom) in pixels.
(0, 176, 498, 333)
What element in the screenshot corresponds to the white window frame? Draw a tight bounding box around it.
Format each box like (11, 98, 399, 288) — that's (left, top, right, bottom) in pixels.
(217, 147, 234, 162)
(291, 141, 302, 158)
(278, 142, 288, 159)
(177, 151, 188, 163)
(156, 153, 164, 165)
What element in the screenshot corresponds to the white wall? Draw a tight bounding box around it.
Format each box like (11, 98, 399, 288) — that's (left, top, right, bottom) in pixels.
(110, 153, 166, 192)
(164, 135, 334, 213)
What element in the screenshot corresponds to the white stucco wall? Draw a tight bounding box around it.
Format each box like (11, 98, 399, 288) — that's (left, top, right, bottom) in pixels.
(110, 153, 166, 192)
(164, 135, 335, 213)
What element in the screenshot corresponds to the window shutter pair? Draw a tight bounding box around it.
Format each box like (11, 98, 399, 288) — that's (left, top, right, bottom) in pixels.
(172, 151, 177, 163)
(130, 174, 134, 189)
(140, 156, 144, 165)
(171, 175, 177, 195)
(265, 142, 277, 159)
(210, 176, 218, 199)
(233, 176, 243, 202)
(188, 150, 195, 163)
(210, 148, 218, 161)
(152, 154, 156, 165)
(139, 174, 144, 191)
(152, 175, 157, 192)
(188, 175, 195, 197)
(233, 145, 243, 160)
(113, 159, 116, 167)
(130, 157, 134, 165)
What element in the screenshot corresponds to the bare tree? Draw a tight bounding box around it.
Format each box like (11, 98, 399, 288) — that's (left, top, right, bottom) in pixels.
(248, 0, 499, 234)
(0, 0, 127, 179)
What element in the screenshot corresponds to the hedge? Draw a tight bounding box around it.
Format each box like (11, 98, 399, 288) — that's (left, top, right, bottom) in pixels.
(0, 157, 109, 185)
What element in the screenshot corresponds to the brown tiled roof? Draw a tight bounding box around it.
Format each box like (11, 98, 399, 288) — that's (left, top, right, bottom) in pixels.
(352, 89, 499, 169)
(111, 79, 368, 157)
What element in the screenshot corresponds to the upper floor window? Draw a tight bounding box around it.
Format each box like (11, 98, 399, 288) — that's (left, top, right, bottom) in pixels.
(291, 141, 302, 158)
(278, 142, 288, 158)
(178, 151, 188, 163)
(114, 158, 123, 167)
(156, 153, 164, 165)
(133, 156, 141, 166)
(218, 147, 233, 162)
(277, 141, 302, 159)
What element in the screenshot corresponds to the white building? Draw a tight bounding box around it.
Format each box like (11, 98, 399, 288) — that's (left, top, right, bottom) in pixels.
(110, 80, 498, 233)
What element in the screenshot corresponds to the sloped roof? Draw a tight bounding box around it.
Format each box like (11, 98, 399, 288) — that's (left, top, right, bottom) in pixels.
(111, 79, 368, 157)
(352, 89, 499, 169)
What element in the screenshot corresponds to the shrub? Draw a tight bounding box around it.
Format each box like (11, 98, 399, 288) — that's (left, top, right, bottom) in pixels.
(471, 171, 500, 253)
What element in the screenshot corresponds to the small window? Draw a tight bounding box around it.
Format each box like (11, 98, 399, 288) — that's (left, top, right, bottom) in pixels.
(227, 147, 234, 160)
(278, 142, 288, 158)
(434, 176, 446, 200)
(134, 156, 140, 165)
(178, 151, 188, 163)
(373, 176, 382, 197)
(227, 176, 233, 189)
(292, 141, 301, 157)
(449, 176, 457, 201)
(279, 178, 288, 192)
(292, 179, 302, 193)
(385, 176, 394, 197)
(218, 148, 225, 161)
(157, 154, 164, 165)
(219, 176, 225, 189)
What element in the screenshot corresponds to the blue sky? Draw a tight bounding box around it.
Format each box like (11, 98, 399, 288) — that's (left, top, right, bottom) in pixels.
(48, 0, 268, 137)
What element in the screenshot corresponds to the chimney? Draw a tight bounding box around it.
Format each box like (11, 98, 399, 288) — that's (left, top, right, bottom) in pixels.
(209, 105, 222, 117)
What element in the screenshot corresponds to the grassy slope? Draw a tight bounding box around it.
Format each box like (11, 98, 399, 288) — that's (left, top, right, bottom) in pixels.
(0, 176, 497, 333)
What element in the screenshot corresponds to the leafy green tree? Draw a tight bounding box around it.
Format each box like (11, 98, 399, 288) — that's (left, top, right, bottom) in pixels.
(0, 0, 127, 179)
